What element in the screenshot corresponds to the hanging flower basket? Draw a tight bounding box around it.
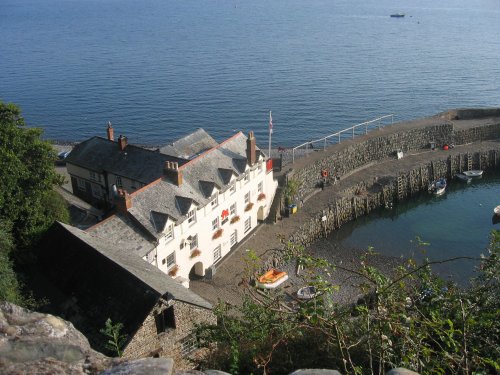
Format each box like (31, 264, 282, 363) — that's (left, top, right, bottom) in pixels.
(257, 193, 266, 201)
(212, 228, 223, 239)
(168, 265, 179, 277)
(190, 248, 201, 258)
(230, 215, 240, 224)
(245, 202, 254, 212)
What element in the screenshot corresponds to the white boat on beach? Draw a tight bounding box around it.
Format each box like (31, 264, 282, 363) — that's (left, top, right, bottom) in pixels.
(463, 170, 483, 178)
(455, 173, 472, 183)
(297, 286, 318, 300)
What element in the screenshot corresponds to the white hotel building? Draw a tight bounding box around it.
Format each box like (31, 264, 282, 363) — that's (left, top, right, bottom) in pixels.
(65, 127, 278, 286)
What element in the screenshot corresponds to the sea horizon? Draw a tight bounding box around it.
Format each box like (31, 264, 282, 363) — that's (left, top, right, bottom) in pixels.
(1, 0, 499, 147)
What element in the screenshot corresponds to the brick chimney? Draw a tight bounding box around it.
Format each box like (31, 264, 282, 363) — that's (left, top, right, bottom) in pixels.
(107, 121, 114, 141)
(115, 189, 132, 213)
(118, 135, 128, 151)
(164, 161, 183, 186)
(246, 131, 256, 166)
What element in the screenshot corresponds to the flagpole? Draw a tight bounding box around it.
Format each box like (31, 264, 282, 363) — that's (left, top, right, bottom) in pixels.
(268, 110, 272, 160)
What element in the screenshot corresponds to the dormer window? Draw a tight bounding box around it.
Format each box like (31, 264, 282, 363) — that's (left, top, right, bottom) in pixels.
(229, 183, 236, 195)
(187, 209, 196, 224)
(210, 193, 219, 209)
(244, 173, 250, 183)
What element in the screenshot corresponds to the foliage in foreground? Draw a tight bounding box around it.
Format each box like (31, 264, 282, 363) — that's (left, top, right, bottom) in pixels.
(100, 318, 127, 357)
(0, 102, 69, 306)
(196, 232, 499, 374)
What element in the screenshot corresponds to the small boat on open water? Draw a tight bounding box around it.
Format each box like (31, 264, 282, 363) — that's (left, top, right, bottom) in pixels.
(494, 205, 500, 217)
(256, 269, 288, 289)
(390, 13, 405, 18)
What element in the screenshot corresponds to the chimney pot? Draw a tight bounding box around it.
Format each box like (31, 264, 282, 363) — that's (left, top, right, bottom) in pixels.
(107, 121, 114, 141)
(164, 160, 183, 186)
(246, 131, 256, 166)
(115, 189, 132, 213)
(118, 135, 128, 151)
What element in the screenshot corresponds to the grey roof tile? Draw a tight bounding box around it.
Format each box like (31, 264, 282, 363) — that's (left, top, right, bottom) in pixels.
(88, 214, 156, 258)
(159, 128, 218, 159)
(66, 137, 188, 184)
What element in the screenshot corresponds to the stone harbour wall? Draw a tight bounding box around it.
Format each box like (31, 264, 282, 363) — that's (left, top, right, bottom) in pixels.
(275, 110, 500, 248)
(454, 123, 500, 145)
(288, 149, 500, 248)
(288, 122, 455, 200)
(290, 120, 500, 202)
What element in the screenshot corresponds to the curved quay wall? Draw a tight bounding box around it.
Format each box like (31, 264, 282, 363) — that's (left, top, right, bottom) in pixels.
(278, 109, 500, 248)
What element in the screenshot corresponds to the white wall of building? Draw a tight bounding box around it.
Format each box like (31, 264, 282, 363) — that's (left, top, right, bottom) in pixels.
(145, 158, 277, 283)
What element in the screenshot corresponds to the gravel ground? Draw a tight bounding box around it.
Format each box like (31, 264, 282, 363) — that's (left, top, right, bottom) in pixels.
(279, 239, 403, 306)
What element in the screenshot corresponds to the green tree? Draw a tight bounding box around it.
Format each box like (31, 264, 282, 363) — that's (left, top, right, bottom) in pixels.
(0, 102, 68, 306)
(0, 102, 66, 250)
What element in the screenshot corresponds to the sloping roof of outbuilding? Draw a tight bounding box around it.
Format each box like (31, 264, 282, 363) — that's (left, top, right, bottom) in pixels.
(59, 222, 212, 310)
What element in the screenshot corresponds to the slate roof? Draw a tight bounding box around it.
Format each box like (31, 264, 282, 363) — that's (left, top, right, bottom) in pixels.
(60, 222, 212, 309)
(129, 132, 264, 231)
(66, 137, 188, 184)
(88, 214, 156, 258)
(159, 128, 218, 159)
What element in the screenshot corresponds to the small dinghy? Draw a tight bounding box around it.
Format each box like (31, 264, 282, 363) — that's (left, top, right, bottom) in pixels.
(297, 286, 318, 300)
(463, 170, 483, 178)
(455, 173, 472, 183)
(256, 269, 288, 289)
(494, 205, 500, 217)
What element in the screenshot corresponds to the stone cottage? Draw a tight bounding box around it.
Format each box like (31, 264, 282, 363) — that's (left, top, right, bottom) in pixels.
(37, 222, 215, 369)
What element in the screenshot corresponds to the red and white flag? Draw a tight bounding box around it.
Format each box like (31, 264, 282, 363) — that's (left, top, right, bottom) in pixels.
(269, 111, 273, 134)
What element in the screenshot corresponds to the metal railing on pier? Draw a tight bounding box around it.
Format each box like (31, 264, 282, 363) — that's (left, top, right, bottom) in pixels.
(290, 114, 394, 164)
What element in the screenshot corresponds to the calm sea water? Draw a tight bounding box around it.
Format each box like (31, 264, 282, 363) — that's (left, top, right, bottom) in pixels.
(1, 0, 500, 146)
(326, 174, 500, 282)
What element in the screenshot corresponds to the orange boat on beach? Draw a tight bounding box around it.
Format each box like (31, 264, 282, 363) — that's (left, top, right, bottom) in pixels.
(256, 269, 288, 289)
